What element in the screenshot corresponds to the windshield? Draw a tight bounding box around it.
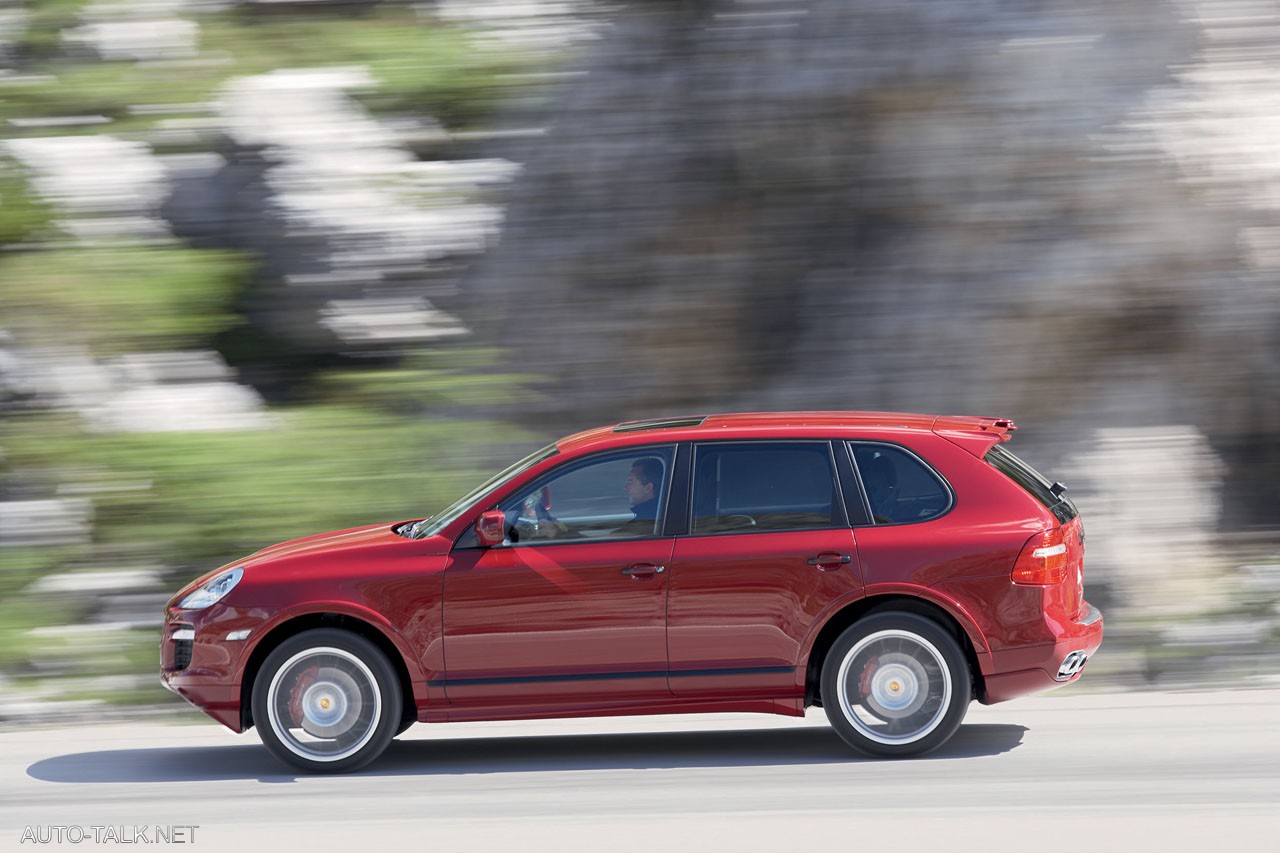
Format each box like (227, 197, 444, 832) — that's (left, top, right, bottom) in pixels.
(408, 443, 558, 539)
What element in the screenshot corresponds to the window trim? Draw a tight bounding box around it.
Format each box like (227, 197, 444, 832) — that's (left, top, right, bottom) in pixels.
(470, 443, 680, 548)
(844, 440, 955, 527)
(684, 439, 848, 537)
(835, 441, 872, 527)
(662, 442, 693, 537)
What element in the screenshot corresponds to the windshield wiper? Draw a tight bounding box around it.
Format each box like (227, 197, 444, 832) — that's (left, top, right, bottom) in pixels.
(395, 519, 428, 538)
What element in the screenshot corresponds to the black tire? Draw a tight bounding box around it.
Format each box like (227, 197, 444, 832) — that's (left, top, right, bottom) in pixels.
(820, 612, 971, 758)
(252, 628, 401, 773)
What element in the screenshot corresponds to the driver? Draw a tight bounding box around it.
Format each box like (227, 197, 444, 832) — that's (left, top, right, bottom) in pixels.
(617, 457, 664, 535)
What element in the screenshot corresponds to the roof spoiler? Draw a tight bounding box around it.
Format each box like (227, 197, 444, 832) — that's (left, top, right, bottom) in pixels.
(985, 417, 1017, 436)
(932, 415, 1017, 457)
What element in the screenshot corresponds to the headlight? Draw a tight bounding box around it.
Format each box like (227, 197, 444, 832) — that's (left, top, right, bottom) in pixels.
(178, 567, 244, 610)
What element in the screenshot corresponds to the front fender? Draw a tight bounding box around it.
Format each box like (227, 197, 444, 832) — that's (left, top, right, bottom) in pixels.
(243, 600, 428, 685)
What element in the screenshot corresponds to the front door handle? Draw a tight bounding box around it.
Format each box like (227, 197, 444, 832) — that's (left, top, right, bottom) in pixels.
(807, 553, 851, 571)
(621, 563, 665, 578)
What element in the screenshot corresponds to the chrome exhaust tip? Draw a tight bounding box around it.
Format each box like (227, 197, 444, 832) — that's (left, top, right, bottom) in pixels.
(1056, 651, 1088, 680)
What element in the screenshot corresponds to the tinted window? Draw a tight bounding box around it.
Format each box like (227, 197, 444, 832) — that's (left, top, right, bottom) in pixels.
(850, 443, 951, 524)
(692, 443, 839, 533)
(986, 444, 1078, 523)
(499, 446, 675, 543)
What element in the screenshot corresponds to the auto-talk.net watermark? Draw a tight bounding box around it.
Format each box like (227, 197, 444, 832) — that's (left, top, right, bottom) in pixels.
(20, 826, 199, 844)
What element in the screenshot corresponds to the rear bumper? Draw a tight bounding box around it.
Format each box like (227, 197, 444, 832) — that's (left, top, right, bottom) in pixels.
(980, 602, 1104, 704)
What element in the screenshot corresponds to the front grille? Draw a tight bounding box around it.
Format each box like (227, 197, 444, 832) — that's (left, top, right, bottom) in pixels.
(168, 625, 194, 671)
(173, 639, 192, 670)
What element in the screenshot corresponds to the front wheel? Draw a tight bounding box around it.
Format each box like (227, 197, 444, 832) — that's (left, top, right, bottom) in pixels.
(252, 628, 401, 773)
(821, 612, 971, 758)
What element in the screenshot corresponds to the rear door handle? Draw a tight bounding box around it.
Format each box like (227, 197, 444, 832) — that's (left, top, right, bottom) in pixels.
(807, 553, 851, 571)
(621, 563, 665, 578)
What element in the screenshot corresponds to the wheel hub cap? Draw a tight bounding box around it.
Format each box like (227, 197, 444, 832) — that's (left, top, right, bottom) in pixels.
(299, 666, 362, 737)
(867, 656, 925, 717)
(267, 647, 383, 762)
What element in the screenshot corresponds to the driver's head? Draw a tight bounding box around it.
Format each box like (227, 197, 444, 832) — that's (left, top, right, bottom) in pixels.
(624, 457, 663, 508)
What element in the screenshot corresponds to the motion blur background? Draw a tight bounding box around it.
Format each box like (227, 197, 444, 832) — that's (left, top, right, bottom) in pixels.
(1, 0, 1278, 722)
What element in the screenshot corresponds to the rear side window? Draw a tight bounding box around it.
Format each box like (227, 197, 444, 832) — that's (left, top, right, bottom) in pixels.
(692, 442, 840, 533)
(849, 443, 952, 525)
(985, 444, 1077, 524)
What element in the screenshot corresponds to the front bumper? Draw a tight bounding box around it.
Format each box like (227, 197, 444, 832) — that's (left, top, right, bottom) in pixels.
(160, 606, 257, 732)
(980, 602, 1104, 704)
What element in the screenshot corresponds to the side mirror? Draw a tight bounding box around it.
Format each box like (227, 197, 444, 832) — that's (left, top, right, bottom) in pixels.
(475, 510, 507, 547)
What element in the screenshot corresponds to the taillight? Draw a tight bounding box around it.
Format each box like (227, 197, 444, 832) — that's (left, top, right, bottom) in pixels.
(1012, 527, 1068, 585)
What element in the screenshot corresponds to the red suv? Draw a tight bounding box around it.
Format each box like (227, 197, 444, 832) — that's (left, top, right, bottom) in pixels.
(162, 412, 1102, 772)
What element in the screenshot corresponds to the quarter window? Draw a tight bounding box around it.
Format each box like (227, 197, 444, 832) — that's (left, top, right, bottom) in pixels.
(850, 443, 951, 524)
(986, 444, 1078, 524)
(691, 443, 840, 533)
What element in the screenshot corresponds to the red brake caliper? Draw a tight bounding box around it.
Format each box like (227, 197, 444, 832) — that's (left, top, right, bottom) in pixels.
(287, 666, 320, 727)
(858, 658, 880, 698)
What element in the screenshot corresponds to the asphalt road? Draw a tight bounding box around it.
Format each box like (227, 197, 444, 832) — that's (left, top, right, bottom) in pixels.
(3, 688, 1278, 853)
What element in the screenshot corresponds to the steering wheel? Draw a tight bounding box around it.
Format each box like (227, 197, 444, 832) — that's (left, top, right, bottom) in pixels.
(515, 486, 568, 540)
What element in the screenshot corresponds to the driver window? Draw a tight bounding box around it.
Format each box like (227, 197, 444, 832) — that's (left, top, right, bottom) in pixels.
(499, 446, 675, 544)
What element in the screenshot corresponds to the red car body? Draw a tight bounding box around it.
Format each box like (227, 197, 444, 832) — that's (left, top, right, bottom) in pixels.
(162, 412, 1102, 771)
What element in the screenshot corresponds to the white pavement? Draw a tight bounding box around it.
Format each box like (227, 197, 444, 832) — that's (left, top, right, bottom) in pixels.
(2, 688, 1278, 852)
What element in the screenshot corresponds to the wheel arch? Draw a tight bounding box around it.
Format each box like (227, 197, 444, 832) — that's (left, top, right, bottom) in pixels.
(239, 612, 417, 732)
(802, 593, 988, 707)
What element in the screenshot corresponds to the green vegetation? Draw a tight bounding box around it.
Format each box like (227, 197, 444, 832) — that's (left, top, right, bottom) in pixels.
(3, 400, 531, 565)
(10, 0, 95, 61)
(0, 4, 522, 139)
(0, 1, 547, 715)
(0, 157, 54, 245)
(204, 8, 524, 127)
(0, 245, 251, 353)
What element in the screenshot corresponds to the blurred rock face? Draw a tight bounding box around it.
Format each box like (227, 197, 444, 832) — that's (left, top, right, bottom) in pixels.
(165, 68, 509, 359)
(6, 135, 170, 241)
(1065, 426, 1225, 618)
(468, 0, 1279, 526)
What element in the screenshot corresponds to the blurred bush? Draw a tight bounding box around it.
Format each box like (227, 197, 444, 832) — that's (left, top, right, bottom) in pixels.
(1, 245, 249, 352)
(0, 156, 53, 244)
(0, 0, 552, 718)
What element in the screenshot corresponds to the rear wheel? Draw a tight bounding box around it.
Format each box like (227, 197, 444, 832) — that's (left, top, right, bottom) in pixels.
(252, 628, 401, 773)
(821, 612, 970, 757)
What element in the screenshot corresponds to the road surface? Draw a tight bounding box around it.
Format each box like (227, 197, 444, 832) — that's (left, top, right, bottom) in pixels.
(3, 688, 1278, 852)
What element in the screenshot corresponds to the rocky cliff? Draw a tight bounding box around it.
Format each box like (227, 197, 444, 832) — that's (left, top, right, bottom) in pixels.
(466, 0, 1280, 529)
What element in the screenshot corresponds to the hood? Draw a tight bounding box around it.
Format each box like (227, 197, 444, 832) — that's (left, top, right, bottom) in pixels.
(167, 520, 446, 610)
(243, 521, 407, 565)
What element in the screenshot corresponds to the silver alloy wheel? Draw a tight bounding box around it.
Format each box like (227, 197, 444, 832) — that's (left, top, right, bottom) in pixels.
(836, 629, 952, 745)
(266, 646, 382, 763)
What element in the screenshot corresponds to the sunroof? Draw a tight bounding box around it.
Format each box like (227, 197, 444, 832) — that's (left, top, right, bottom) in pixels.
(612, 415, 708, 433)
